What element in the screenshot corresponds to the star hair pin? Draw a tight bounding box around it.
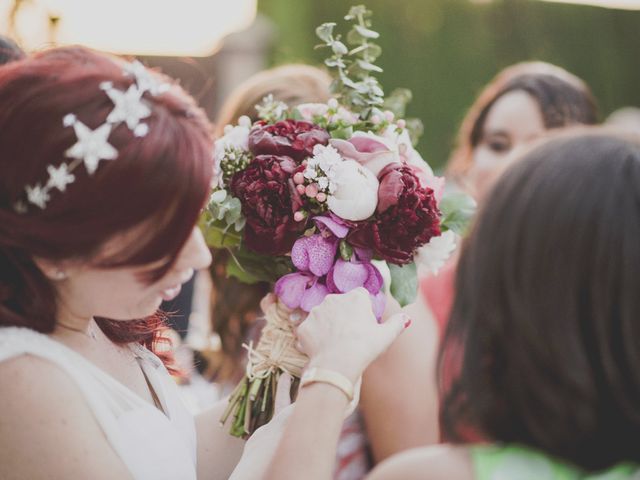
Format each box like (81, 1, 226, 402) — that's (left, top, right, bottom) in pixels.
(15, 61, 169, 213)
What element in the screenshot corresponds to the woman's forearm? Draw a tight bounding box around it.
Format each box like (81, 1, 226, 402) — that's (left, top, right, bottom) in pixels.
(264, 382, 350, 480)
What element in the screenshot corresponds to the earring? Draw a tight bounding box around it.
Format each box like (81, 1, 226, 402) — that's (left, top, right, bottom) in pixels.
(53, 269, 68, 280)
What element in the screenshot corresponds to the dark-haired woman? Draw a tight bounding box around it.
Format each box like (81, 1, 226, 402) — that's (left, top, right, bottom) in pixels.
(372, 128, 640, 478)
(0, 47, 407, 480)
(258, 129, 640, 479)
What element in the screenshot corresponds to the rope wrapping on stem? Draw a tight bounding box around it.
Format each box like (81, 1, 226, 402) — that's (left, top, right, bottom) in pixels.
(244, 299, 308, 381)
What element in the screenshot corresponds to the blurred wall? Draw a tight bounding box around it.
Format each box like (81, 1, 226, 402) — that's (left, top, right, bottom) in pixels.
(258, 0, 640, 169)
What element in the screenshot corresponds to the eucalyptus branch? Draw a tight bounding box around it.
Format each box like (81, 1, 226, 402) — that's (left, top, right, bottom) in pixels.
(316, 5, 384, 120)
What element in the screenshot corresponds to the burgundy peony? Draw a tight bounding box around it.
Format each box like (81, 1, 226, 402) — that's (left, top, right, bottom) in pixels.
(348, 163, 441, 265)
(248, 119, 330, 163)
(230, 155, 305, 255)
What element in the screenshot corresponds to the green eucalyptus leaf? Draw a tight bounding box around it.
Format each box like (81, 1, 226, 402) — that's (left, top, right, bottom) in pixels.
(234, 217, 246, 232)
(439, 192, 477, 236)
(316, 23, 336, 43)
(210, 189, 227, 203)
(405, 118, 425, 146)
(388, 262, 418, 308)
(356, 59, 383, 73)
(346, 5, 368, 20)
(383, 88, 413, 118)
(364, 43, 382, 61)
(331, 40, 348, 56)
(354, 24, 379, 39)
(346, 28, 366, 46)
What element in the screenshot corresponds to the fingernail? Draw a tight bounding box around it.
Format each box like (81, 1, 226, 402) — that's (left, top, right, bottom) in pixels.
(404, 318, 412, 329)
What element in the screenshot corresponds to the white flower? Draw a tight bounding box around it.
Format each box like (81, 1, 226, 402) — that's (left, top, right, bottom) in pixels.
(295, 102, 329, 121)
(327, 160, 379, 221)
(103, 84, 152, 130)
(312, 144, 342, 172)
(317, 176, 329, 190)
(415, 230, 457, 275)
(25, 184, 50, 209)
(65, 121, 118, 175)
(215, 124, 250, 154)
(303, 167, 318, 180)
(237, 115, 252, 128)
(46, 164, 75, 192)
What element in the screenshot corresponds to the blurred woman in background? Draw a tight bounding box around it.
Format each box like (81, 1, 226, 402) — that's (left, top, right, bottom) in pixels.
(422, 61, 598, 337)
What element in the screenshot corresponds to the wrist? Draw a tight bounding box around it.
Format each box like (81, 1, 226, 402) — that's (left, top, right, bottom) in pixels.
(307, 355, 361, 384)
(300, 367, 354, 402)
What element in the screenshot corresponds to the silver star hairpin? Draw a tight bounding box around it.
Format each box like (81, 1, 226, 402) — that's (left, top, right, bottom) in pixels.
(15, 61, 169, 213)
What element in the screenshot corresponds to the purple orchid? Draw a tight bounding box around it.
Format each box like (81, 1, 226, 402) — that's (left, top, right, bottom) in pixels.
(275, 272, 330, 312)
(291, 233, 338, 276)
(326, 259, 386, 319)
(274, 214, 387, 320)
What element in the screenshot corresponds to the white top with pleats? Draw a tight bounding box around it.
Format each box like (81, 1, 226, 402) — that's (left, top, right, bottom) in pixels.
(0, 326, 197, 480)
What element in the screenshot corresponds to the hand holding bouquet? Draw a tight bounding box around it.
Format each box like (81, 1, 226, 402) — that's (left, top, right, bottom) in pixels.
(202, 5, 474, 438)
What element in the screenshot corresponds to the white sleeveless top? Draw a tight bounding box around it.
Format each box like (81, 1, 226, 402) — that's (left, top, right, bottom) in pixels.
(0, 326, 198, 480)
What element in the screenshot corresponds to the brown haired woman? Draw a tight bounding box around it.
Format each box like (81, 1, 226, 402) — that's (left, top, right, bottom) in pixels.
(0, 48, 408, 479)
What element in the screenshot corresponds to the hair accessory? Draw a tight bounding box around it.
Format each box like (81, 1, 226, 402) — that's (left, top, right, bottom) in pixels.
(15, 61, 169, 213)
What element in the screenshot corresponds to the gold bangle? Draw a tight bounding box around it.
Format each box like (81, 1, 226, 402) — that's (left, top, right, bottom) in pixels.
(299, 367, 354, 401)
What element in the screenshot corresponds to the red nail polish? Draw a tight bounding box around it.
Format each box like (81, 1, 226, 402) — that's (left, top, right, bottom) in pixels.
(404, 319, 412, 329)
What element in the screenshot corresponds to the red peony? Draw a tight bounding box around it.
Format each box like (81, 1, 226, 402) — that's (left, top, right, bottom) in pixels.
(248, 119, 330, 163)
(230, 155, 305, 255)
(348, 163, 441, 265)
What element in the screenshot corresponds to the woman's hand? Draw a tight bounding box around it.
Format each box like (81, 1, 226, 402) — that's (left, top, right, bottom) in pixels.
(296, 287, 411, 383)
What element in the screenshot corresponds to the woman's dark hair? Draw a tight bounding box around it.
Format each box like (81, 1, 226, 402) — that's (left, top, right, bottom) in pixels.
(0, 35, 24, 65)
(440, 129, 640, 472)
(0, 47, 214, 364)
(448, 62, 598, 177)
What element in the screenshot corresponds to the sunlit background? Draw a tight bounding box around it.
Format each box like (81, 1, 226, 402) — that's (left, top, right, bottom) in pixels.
(1, 0, 638, 168)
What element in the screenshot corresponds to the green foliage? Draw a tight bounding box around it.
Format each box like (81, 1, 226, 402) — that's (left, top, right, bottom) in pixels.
(388, 261, 418, 307)
(226, 249, 294, 285)
(339, 239, 354, 261)
(316, 5, 385, 119)
(439, 192, 476, 236)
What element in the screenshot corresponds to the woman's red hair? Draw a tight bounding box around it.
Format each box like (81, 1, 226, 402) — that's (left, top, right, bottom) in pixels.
(0, 47, 214, 365)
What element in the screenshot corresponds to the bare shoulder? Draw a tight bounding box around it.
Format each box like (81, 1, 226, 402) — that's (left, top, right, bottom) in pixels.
(0, 355, 131, 479)
(367, 444, 474, 480)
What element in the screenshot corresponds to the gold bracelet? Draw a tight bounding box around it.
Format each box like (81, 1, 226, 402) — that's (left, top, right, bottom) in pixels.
(299, 367, 354, 401)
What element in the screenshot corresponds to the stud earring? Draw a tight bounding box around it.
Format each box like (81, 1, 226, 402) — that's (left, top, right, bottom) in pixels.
(53, 269, 68, 280)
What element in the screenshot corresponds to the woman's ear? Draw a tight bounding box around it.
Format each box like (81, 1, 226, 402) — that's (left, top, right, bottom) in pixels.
(32, 257, 69, 281)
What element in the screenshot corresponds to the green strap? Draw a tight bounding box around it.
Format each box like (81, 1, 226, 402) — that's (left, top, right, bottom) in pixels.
(470, 445, 638, 480)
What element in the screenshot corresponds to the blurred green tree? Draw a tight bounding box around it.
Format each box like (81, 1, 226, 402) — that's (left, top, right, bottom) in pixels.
(258, 0, 640, 169)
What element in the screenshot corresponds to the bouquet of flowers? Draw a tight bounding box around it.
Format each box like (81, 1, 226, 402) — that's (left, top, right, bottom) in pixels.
(202, 5, 474, 438)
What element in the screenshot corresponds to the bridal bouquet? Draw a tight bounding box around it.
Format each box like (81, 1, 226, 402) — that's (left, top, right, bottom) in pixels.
(202, 5, 474, 438)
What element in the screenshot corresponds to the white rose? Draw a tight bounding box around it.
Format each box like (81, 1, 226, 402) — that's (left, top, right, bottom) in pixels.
(327, 159, 379, 221)
(415, 230, 457, 275)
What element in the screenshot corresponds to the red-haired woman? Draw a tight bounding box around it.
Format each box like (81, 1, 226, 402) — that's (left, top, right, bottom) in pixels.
(0, 47, 408, 479)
